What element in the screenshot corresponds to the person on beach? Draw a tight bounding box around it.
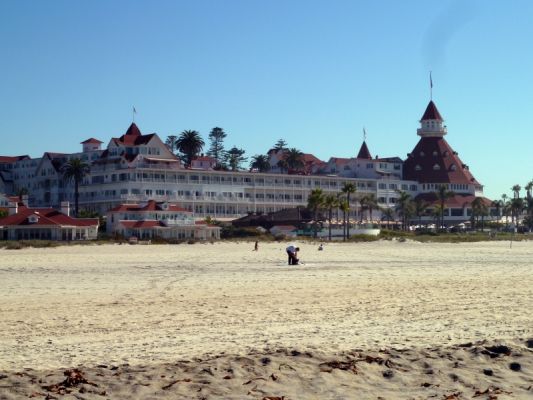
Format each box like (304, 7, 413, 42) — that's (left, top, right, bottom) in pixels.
(286, 244, 300, 265)
(253, 241, 259, 251)
(318, 243, 324, 251)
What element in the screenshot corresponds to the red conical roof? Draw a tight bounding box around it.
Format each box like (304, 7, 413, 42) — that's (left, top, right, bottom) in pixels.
(421, 100, 443, 121)
(356, 141, 372, 159)
(124, 122, 142, 136)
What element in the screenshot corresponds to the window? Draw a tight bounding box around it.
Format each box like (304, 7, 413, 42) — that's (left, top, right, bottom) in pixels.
(420, 151, 425, 157)
(433, 164, 440, 170)
(378, 183, 386, 189)
(415, 165, 421, 171)
(366, 163, 373, 169)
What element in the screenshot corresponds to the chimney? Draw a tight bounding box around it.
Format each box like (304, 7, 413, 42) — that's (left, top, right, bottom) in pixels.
(21, 194, 29, 207)
(60, 201, 70, 216)
(8, 201, 18, 216)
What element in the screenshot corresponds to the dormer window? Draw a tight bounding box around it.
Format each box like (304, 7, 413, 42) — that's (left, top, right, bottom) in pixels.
(450, 164, 457, 171)
(28, 215, 39, 224)
(432, 151, 438, 156)
(433, 164, 440, 170)
(415, 165, 422, 171)
(420, 151, 425, 157)
(443, 151, 449, 156)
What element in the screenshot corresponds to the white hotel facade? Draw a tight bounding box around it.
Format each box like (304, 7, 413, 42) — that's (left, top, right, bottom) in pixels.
(0, 101, 488, 224)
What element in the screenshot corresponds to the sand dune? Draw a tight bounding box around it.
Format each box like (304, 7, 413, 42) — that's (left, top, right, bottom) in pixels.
(0, 241, 532, 399)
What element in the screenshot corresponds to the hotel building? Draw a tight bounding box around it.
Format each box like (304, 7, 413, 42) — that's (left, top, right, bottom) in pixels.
(0, 101, 491, 225)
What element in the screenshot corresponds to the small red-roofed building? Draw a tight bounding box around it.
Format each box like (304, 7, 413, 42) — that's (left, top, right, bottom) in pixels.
(0, 201, 98, 240)
(106, 200, 220, 240)
(191, 155, 217, 170)
(81, 138, 103, 152)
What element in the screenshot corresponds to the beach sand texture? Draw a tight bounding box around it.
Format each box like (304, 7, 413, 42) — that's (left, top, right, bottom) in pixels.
(0, 241, 532, 399)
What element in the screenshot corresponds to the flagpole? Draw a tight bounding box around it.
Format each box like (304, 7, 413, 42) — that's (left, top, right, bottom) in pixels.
(430, 71, 433, 101)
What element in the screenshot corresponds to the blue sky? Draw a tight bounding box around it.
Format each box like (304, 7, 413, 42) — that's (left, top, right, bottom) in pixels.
(1, 0, 532, 199)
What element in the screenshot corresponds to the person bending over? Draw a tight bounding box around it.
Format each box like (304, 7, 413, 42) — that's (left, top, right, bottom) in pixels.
(286, 245, 300, 265)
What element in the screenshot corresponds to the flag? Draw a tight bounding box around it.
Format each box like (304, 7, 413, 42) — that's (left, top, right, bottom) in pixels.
(430, 72, 433, 88)
(133, 106, 137, 114)
(363, 127, 367, 141)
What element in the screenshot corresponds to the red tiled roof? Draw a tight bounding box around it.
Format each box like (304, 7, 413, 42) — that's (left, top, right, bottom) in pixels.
(110, 123, 156, 147)
(356, 141, 372, 159)
(109, 200, 190, 213)
(329, 157, 351, 165)
(421, 100, 443, 121)
(193, 156, 216, 162)
(119, 220, 164, 229)
(0, 155, 30, 163)
(415, 193, 492, 208)
(403, 137, 480, 185)
(0, 206, 98, 227)
(81, 138, 103, 144)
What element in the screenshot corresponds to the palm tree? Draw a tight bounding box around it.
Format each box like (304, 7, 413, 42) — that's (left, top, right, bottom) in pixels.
(61, 157, 90, 217)
(414, 197, 429, 228)
(512, 184, 521, 199)
(471, 197, 486, 231)
(359, 194, 378, 224)
(307, 188, 325, 238)
(525, 180, 533, 200)
(338, 197, 349, 240)
(176, 130, 204, 167)
(435, 184, 455, 230)
(341, 182, 356, 237)
(283, 148, 305, 171)
(381, 207, 395, 230)
(276, 159, 289, 174)
(250, 155, 271, 172)
(323, 194, 339, 241)
(395, 190, 413, 231)
(165, 135, 178, 154)
(510, 197, 524, 226)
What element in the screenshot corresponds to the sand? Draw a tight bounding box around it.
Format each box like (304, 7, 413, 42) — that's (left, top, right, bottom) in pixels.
(0, 240, 532, 399)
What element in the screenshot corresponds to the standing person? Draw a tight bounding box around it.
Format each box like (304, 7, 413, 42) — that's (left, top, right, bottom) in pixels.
(286, 244, 300, 265)
(253, 241, 259, 251)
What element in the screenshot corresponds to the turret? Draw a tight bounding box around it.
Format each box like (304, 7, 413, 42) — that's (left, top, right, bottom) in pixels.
(417, 100, 447, 137)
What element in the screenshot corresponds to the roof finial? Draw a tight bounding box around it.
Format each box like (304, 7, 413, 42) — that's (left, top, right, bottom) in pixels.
(430, 71, 433, 101)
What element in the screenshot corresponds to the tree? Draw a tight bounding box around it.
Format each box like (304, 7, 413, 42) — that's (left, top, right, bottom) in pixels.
(359, 194, 377, 223)
(16, 187, 29, 201)
(176, 130, 204, 167)
(250, 154, 270, 172)
(323, 194, 338, 241)
(381, 207, 395, 230)
(510, 197, 524, 226)
(525, 180, 533, 200)
(307, 188, 325, 238)
(414, 197, 429, 228)
(341, 183, 356, 238)
(61, 157, 90, 217)
(395, 190, 414, 231)
(165, 135, 178, 154)
(274, 139, 288, 151)
(207, 127, 227, 167)
(512, 184, 521, 199)
(276, 159, 289, 174)
(471, 197, 487, 231)
(225, 146, 247, 171)
(338, 197, 349, 240)
(283, 148, 305, 172)
(435, 185, 454, 230)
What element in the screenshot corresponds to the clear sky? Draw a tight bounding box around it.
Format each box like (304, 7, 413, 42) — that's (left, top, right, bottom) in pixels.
(1, 0, 532, 199)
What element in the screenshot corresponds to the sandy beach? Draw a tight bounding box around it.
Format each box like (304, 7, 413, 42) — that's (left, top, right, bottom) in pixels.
(1, 240, 532, 399)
